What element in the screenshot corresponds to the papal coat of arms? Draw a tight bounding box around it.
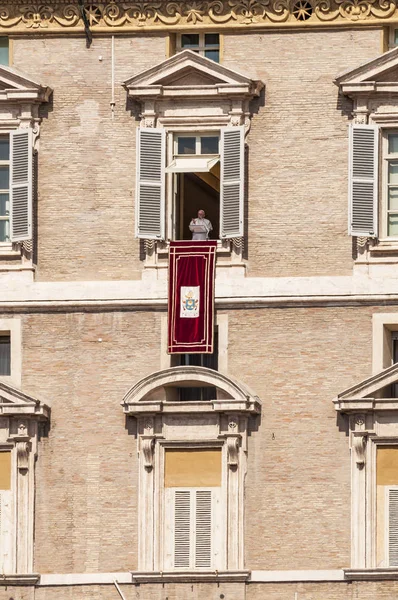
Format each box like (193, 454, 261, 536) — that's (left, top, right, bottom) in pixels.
(180, 286, 200, 318)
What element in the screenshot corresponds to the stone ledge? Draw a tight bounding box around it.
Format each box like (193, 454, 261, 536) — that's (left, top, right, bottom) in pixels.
(130, 571, 250, 583)
(344, 569, 398, 580)
(0, 574, 40, 585)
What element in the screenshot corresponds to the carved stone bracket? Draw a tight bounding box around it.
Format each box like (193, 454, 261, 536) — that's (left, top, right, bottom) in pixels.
(15, 438, 31, 472)
(352, 432, 367, 468)
(141, 436, 155, 471)
(226, 436, 240, 467)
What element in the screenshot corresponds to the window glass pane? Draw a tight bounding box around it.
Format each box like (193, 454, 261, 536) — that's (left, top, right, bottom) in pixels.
(389, 188, 398, 210)
(389, 163, 398, 184)
(181, 34, 199, 48)
(394, 29, 398, 45)
(201, 136, 219, 154)
(178, 137, 196, 155)
(205, 33, 219, 46)
(0, 218, 9, 242)
(388, 214, 398, 236)
(0, 138, 9, 161)
(0, 194, 9, 217)
(204, 49, 220, 62)
(0, 38, 8, 67)
(0, 336, 10, 376)
(0, 219, 10, 242)
(389, 135, 398, 154)
(393, 337, 398, 364)
(0, 167, 9, 190)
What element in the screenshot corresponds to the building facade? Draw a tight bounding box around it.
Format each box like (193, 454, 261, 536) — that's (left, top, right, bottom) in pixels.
(2, 2, 398, 599)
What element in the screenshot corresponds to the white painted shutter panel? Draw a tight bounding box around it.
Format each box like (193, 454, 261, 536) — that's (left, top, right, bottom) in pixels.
(195, 490, 212, 568)
(0, 490, 13, 573)
(348, 124, 378, 237)
(10, 128, 33, 242)
(174, 490, 191, 568)
(388, 487, 398, 566)
(136, 128, 165, 240)
(220, 126, 244, 239)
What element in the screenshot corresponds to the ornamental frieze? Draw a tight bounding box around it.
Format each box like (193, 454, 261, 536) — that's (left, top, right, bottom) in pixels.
(0, 0, 396, 31)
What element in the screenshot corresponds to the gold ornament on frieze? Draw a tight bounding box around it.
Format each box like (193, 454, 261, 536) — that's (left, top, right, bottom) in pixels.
(0, 0, 398, 31)
(21, 4, 55, 28)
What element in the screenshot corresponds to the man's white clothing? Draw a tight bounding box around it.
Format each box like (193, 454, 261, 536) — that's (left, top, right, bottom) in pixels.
(189, 218, 213, 241)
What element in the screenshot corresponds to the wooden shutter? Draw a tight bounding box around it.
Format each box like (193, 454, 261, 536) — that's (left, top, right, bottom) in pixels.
(136, 128, 165, 240)
(10, 128, 33, 242)
(348, 124, 378, 237)
(389, 487, 398, 566)
(0, 490, 12, 572)
(220, 126, 244, 239)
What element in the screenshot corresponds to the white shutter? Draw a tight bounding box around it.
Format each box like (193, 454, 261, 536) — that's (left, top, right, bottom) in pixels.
(136, 128, 165, 240)
(348, 124, 378, 237)
(174, 490, 191, 568)
(195, 490, 212, 568)
(388, 487, 398, 566)
(0, 490, 12, 573)
(220, 126, 244, 239)
(10, 128, 33, 242)
(165, 487, 222, 570)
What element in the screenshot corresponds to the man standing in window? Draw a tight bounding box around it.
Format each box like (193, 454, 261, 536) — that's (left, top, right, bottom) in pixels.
(190, 209, 213, 241)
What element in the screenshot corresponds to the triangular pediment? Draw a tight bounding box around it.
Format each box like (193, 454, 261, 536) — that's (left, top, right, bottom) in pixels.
(336, 362, 398, 402)
(336, 47, 398, 93)
(124, 49, 263, 98)
(0, 380, 49, 418)
(0, 65, 51, 102)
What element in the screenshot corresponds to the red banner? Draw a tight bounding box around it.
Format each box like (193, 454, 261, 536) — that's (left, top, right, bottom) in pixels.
(168, 241, 217, 354)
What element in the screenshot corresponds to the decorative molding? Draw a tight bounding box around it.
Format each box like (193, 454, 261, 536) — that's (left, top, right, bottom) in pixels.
(0, 0, 398, 33)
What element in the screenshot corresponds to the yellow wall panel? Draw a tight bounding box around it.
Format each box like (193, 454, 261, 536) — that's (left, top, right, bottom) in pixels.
(165, 448, 221, 488)
(0, 452, 11, 490)
(377, 447, 398, 485)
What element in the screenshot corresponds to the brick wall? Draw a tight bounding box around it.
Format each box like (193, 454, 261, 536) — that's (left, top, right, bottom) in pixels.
(10, 27, 382, 280)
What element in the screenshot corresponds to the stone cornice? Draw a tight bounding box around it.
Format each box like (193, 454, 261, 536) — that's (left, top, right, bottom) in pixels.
(0, 0, 397, 33)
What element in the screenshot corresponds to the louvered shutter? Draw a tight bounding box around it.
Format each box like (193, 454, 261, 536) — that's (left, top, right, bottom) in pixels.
(174, 490, 191, 568)
(10, 128, 33, 242)
(136, 128, 166, 240)
(348, 124, 378, 237)
(220, 126, 244, 239)
(195, 490, 212, 568)
(0, 490, 12, 573)
(388, 487, 398, 566)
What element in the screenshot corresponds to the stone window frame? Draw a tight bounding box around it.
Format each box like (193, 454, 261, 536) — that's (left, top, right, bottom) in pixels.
(0, 381, 49, 581)
(121, 365, 260, 582)
(124, 50, 263, 280)
(0, 65, 51, 264)
(0, 318, 21, 388)
(334, 362, 398, 579)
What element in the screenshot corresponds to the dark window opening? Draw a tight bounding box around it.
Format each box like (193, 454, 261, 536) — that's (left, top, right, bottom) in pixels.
(175, 170, 220, 240)
(0, 334, 10, 376)
(178, 329, 218, 401)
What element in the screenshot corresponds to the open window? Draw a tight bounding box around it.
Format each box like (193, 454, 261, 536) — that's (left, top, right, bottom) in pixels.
(136, 126, 244, 242)
(167, 134, 220, 240)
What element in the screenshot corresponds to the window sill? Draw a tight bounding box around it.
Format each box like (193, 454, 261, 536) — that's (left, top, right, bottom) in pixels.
(130, 571, 250, 583)
(344, 568, 398, 581)
(0, 573, 40, 585)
